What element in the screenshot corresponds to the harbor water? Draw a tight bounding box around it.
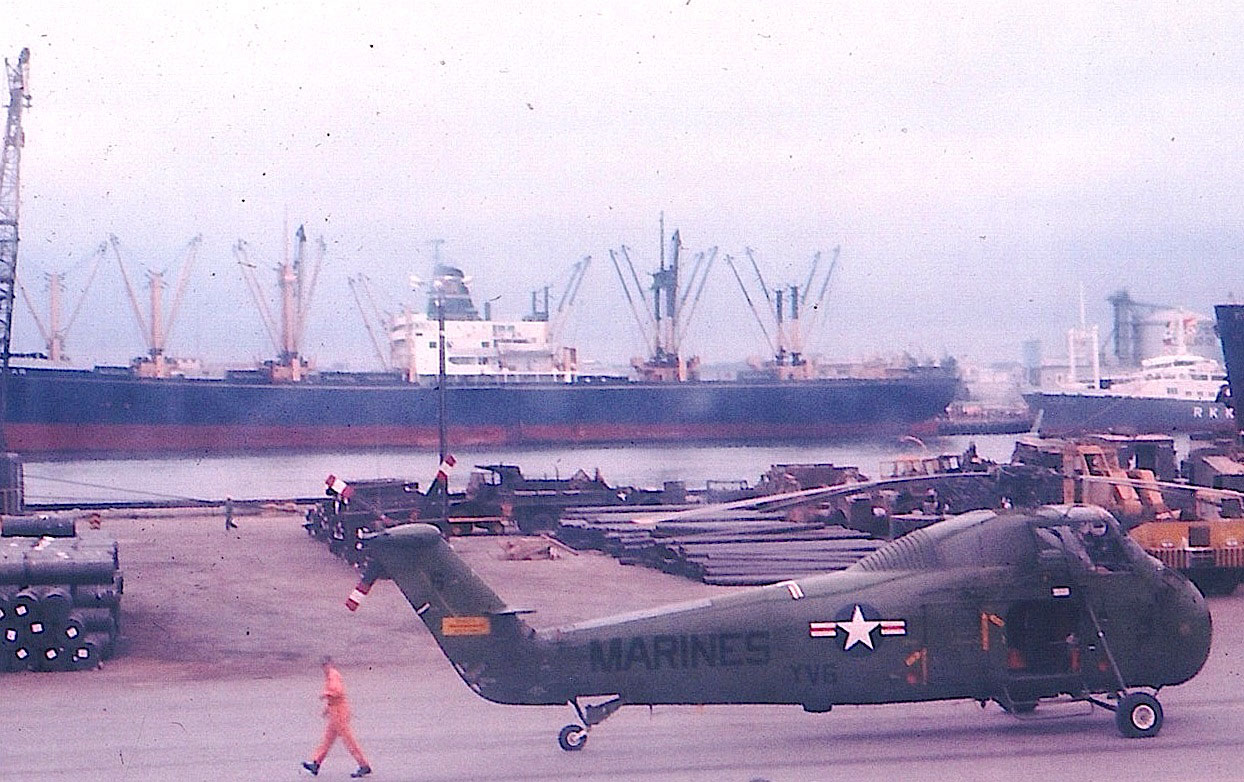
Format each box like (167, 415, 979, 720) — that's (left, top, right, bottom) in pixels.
(19, 433, 1046, 506)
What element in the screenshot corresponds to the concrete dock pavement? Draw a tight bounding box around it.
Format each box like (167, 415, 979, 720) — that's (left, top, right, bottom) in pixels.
(2, 512, 1244, 781)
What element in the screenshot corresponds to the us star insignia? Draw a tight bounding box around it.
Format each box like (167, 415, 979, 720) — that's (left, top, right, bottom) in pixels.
(809, 604, 907, 651)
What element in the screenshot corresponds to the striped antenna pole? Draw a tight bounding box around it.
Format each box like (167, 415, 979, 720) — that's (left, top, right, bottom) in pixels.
(344, 558, 385, 612)
(325, 474, 354, 503)
(344, 579, 372, 612)
(436, 283, 449, 520)
(436, 454, 456, 523)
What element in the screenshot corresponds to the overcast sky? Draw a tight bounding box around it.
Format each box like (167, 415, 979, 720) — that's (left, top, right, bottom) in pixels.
(1, 2, 1240, 370)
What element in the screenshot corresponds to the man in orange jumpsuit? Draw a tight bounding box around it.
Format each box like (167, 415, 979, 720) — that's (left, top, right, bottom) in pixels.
(302, 656, 372, 778)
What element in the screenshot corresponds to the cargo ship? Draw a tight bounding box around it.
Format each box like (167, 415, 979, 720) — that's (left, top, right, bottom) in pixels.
(1023, 304, 1234, 436)
(1023, 353, 1234, 436)
(0, 57, 957, 456)
(3, 357, 958, 456)
(3, 262, 958, 456)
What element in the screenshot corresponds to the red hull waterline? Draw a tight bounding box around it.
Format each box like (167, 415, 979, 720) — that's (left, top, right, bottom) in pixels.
(7, 420, 942, 456)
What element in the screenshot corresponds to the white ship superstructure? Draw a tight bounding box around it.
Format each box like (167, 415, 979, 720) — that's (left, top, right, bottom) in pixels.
(388, 265, 577, 383)
(1096, 354, 1227, 402)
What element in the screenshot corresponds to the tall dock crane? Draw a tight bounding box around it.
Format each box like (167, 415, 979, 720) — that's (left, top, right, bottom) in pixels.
(0, 48, 30, 449)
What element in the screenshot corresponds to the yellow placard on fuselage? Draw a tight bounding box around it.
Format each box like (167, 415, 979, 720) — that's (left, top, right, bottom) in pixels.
(442, 616, 492, 636)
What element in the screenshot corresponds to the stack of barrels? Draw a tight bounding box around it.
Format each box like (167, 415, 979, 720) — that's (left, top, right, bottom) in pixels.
(0, 514, 122, 672)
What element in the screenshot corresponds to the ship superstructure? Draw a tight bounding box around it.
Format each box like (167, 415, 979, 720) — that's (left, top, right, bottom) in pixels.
(1025, 301, 1233, 435)
(388, 265, 578, 384)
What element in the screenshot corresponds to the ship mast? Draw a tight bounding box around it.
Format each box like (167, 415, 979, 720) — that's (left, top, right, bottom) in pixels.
(235, 224, 323, 382)
(111, 234, 202, 378)
(724, 246, 836, 380)
(17, 240, 106, 364)
(18, 271, 63, 362)
(280, 226, 302, 372)
(611, 215, 713, 382)
(0, 48, 29, 448)
(650, 216, 680, 371)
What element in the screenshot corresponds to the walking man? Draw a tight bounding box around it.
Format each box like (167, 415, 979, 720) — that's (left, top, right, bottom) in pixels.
(302, 655, 372, 778)
(224, 497, 238, 530)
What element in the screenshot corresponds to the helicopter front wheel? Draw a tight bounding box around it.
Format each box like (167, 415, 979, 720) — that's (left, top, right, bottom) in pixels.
(558, 724, 588, 751)
(1115, 692, 1163, 738)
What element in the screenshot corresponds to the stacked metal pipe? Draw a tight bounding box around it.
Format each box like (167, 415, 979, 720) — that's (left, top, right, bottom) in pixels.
(555, 506, 885, 586)
(0, 515, 122, 672)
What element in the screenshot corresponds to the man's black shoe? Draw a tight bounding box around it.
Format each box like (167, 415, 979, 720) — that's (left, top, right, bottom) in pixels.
(301, 760, 320, 776)
(351, 766, 372, 778)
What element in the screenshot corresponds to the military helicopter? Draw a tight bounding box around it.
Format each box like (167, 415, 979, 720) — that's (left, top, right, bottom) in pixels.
(348, 502, 1210, 750)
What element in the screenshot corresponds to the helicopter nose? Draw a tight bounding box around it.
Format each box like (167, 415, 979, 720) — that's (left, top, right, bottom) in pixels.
(1161, 573, 1213, 686)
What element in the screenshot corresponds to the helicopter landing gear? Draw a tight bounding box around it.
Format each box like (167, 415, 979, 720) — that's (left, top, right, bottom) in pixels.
(1114, 691, 1164, 738)
(558, 724, 588, 751)
(558, 696, 624, 751)
(1082, 601, 1165, 737)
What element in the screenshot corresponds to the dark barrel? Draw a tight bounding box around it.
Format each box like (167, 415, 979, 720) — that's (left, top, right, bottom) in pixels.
(33, 643, 66, 672)
(35, 585, 73, 623)
(1, 514, 76, 538)
(79, 631, 113, 661)
(11, 588, 37, 620)
(66, 639, 98, 671)
(24, 548, 116, 585)
(74, 607, 117, 635)
(8, 645, 31, 670)
(0, 548, 25, 582)
(72, 583, 120, 609)
(60, 612, 86, 643)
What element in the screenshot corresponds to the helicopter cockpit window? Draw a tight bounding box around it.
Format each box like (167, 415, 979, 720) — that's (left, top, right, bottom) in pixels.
(1076, 516, 1128, 572)
(1033, 519, 1127, 573)
(1034, 525, 1091, 569)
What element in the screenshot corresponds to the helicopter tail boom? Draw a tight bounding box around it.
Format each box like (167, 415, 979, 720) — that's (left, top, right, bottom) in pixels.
(362, 523, 557, 705)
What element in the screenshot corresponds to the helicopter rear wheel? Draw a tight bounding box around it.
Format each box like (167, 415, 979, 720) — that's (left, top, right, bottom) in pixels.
(1115, 692, 1163, 738)
(558, 724, 588, 751)
(1002, 700, 1037, 714)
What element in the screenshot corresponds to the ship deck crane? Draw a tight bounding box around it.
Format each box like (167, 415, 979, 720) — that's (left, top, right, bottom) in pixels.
(724, 252, 776, 355)
(546, 256, 592, 370)
(548, 255, 591, 338)
(347, 273, 391, 371)
(235, 224, 324, 381)
(801, 245, 840, 349)
(724, 245, 839, 379)
(17, 239, 107, 363)
(608, 216, 714, 381)
(675, 247, 716, 347)
(517, 257, 594, 375)
(609, 245, 658, 359)
(110, 234, 202, 377)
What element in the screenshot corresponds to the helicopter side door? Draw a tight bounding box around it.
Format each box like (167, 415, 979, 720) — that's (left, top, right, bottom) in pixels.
(993, 516, 1140, 703)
